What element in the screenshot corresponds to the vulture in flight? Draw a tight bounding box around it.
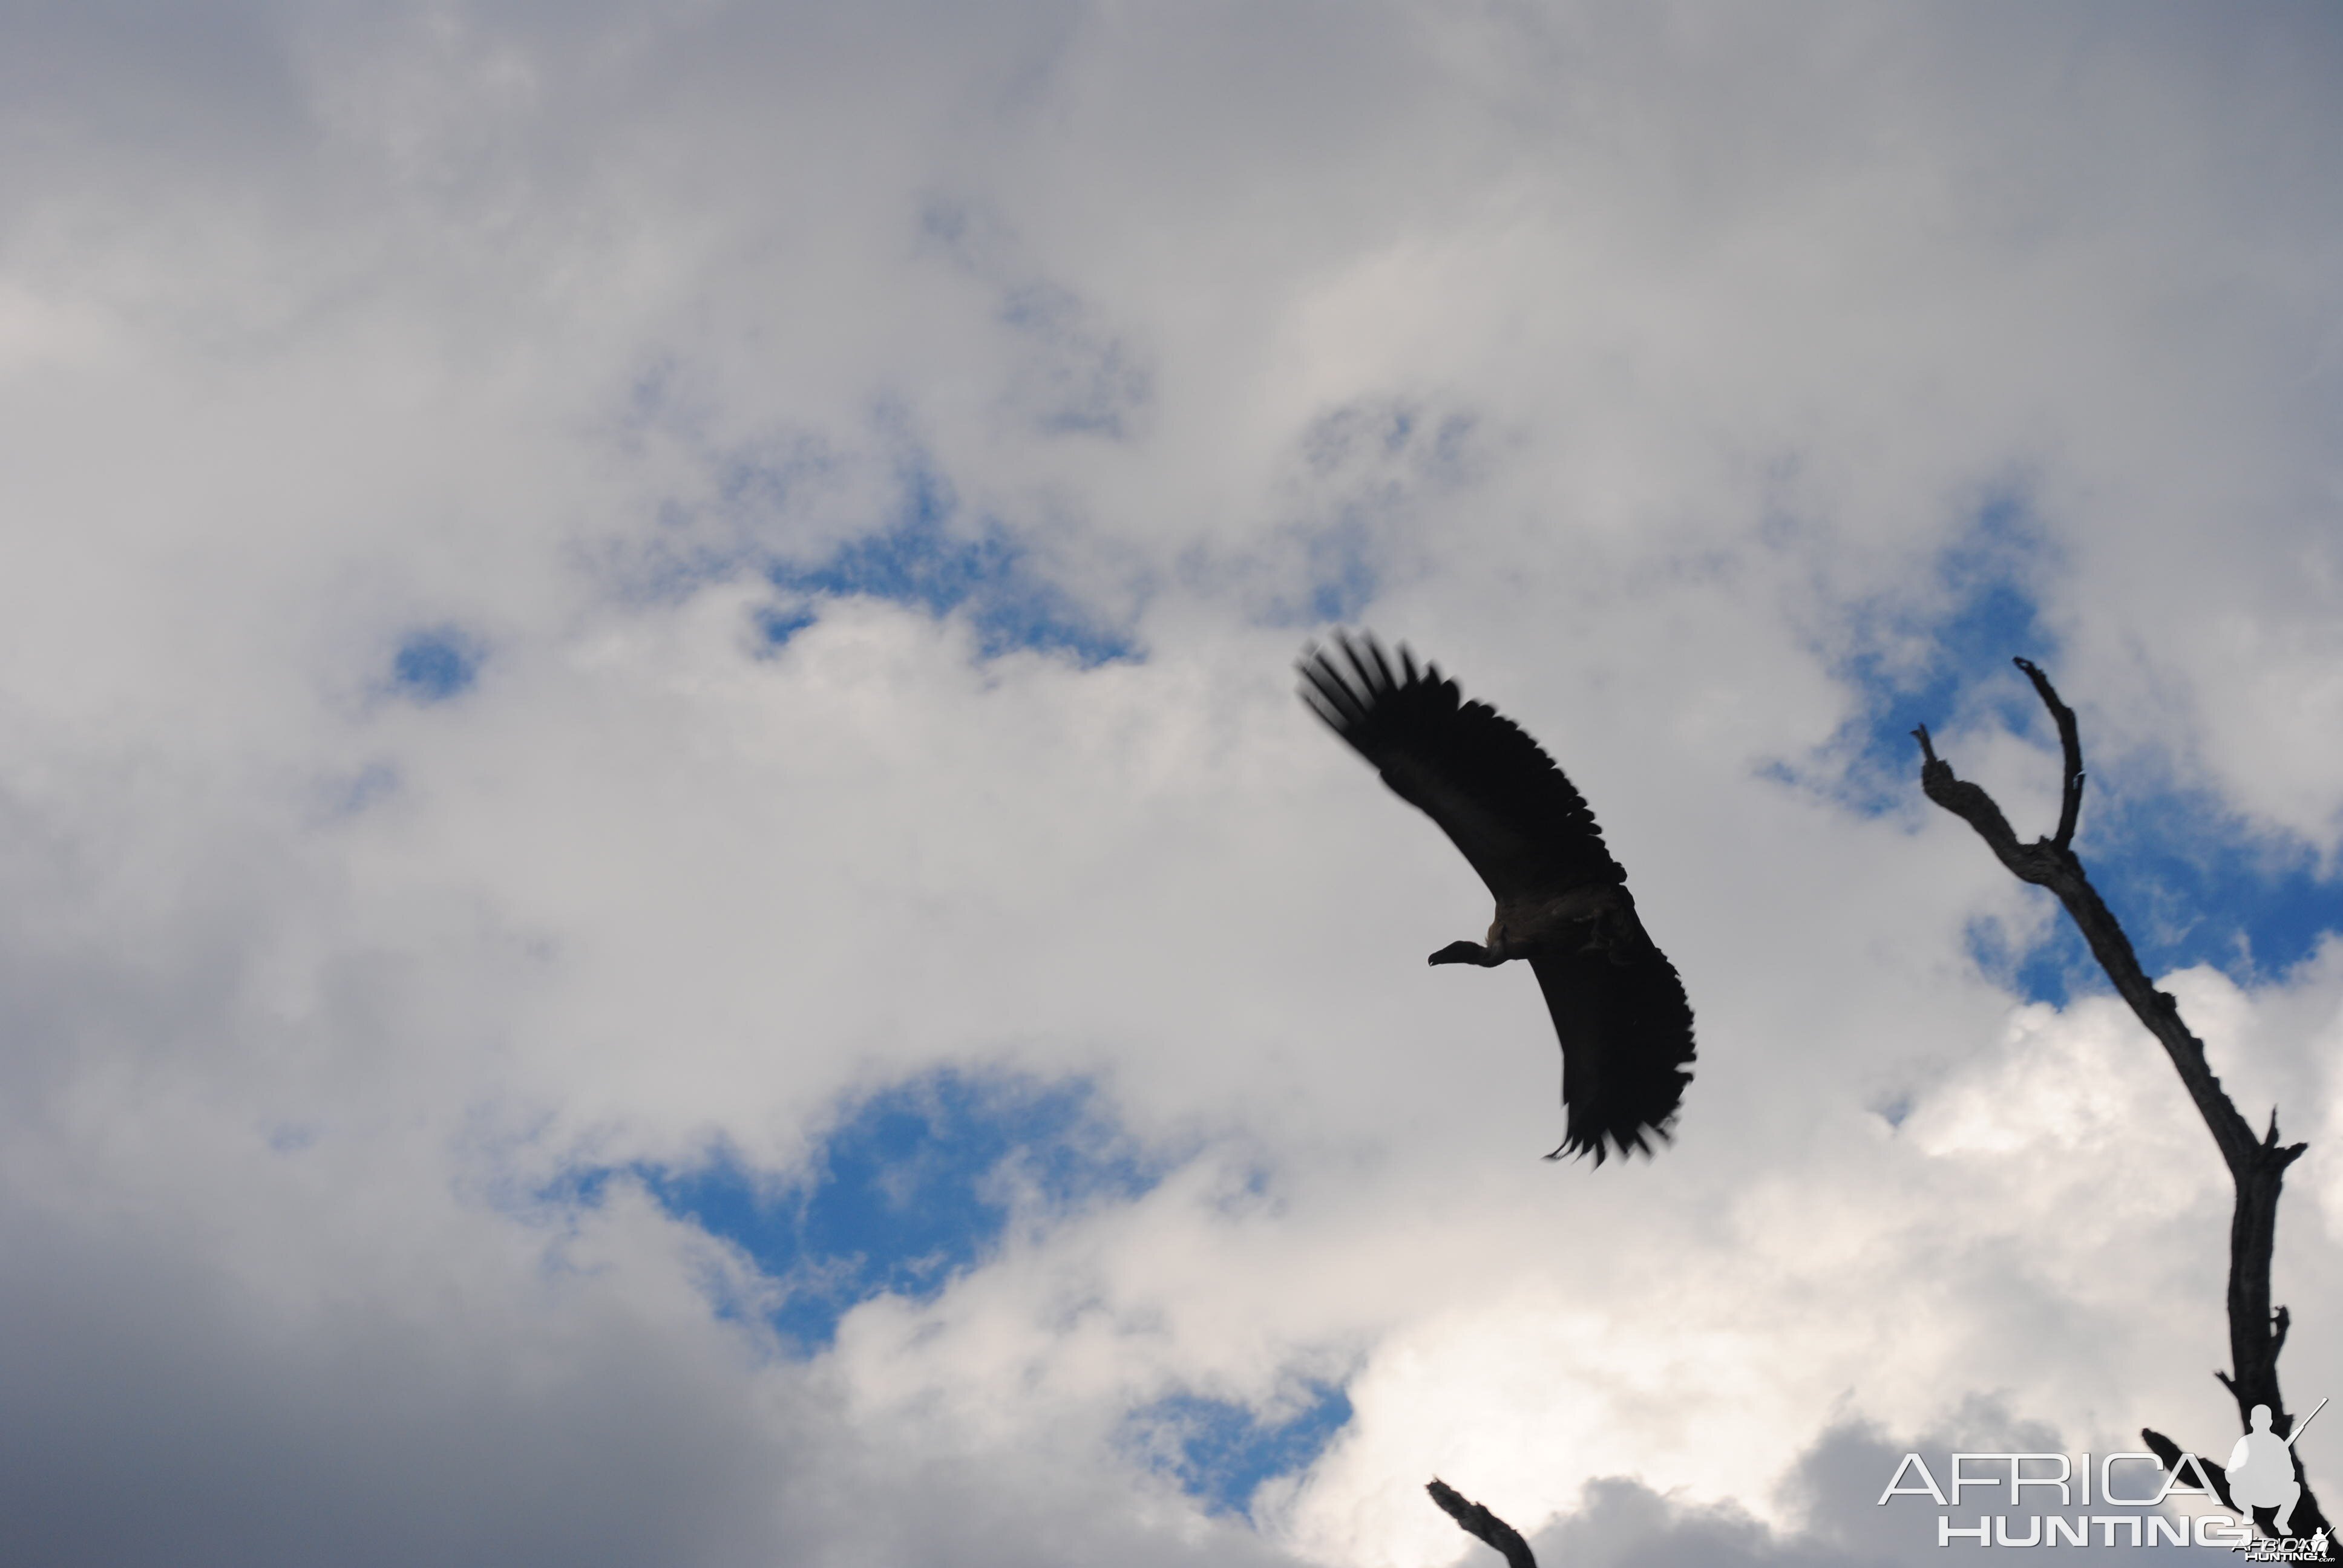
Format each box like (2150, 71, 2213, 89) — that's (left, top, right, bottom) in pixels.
(1299, 632, 1695, 1163)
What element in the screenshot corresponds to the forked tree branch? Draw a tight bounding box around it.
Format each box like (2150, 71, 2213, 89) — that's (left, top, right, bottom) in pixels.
(1427, 1479, 1538, 1568)
(1915, 658, 2321, 1538)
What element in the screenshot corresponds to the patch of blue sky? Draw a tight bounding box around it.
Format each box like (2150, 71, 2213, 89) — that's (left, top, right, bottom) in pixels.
(764, 455, 1134, 665)
(2086, 794, 2343, 982)
(751, 605, 816, 647)
(390, 627, 482, 701)
(555, 1068, 1161, 1352)
(1124, 1384, 1355, 1518)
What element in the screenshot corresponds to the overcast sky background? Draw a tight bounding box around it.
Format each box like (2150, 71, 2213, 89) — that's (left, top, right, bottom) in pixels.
(3, 4, 2341, 1565)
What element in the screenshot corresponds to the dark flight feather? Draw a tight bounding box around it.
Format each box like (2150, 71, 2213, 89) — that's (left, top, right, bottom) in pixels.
(1300, 630, 1696, 1162)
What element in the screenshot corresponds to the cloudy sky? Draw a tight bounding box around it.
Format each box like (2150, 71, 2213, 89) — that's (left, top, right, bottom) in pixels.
(3, 4, 2340, 1564)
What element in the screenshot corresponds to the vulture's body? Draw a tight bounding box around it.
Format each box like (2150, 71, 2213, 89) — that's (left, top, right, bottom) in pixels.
(1299, 633, 1695, 1162)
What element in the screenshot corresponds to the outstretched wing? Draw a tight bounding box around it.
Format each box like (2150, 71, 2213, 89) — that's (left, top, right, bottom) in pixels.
(1530, 912, 1696, 1163)
(1297, 631, 1624, 903)
(1301, 630, 1697, 1161)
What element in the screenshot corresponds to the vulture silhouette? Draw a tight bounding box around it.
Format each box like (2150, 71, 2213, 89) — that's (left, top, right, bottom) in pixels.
(1299, 632, 1695, 1162)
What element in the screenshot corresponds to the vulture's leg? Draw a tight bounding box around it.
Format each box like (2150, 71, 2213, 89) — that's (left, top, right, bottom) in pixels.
(1428, 941, 1506, 967)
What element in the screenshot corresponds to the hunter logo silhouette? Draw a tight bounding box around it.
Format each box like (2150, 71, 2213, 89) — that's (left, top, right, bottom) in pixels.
(2229, 1398, 2324, 1538)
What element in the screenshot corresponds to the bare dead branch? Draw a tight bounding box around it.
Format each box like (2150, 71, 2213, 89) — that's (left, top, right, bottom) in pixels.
(1427, 1478, 1539, 1568)
(1916, 657, 2321, 1538)
(2011, 658, 2085, 849)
